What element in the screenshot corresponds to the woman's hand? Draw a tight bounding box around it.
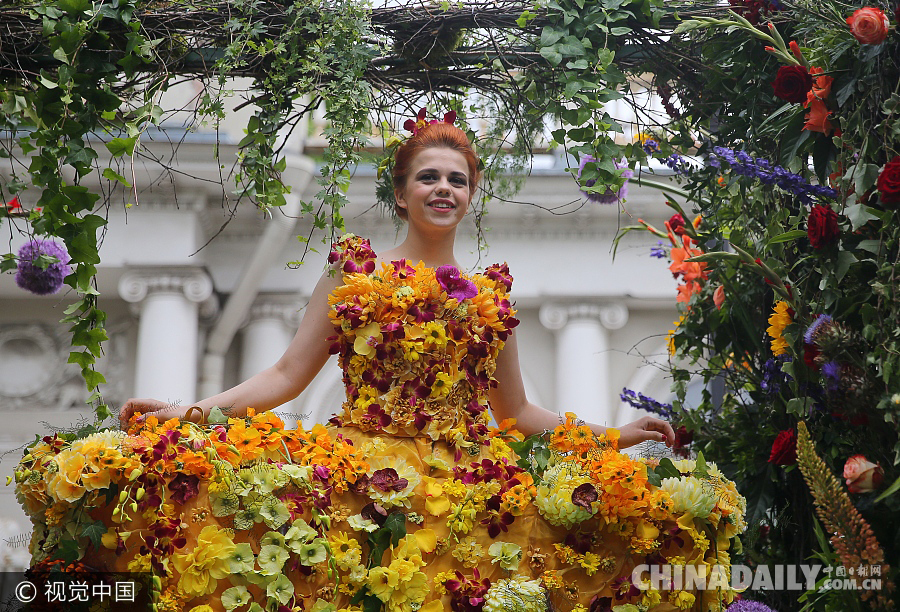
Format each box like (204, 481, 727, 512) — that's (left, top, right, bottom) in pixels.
(119, 399, 193, 429)
(617, 416, 676, 449)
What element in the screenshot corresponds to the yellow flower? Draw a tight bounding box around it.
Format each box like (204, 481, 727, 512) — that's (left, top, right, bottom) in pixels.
(451, 535, 485, 567)
(353, 322, 383, 357)
(423, 321, 448, 348)
(46, 450, 87, 503)
(329, 532, 362, 570)
(171, 525, 236, 597)
(423, 477, 451, 516)
(667, 314, 687, 356)
(660, 476, 716, 519)
(367, 566, 400, 602)
(489, 437, 513, 460)
(767, 300, 792, 356)
(430, 372, 454, 398)
(670, 590, 696, 610)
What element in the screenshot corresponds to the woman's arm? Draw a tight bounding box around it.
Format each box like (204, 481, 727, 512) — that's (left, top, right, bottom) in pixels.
(488, 330, 674, 449)
(119, 269, 342, 427)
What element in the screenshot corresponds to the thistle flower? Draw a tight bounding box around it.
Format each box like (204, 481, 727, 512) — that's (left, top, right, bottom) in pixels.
(726, 600, 778, 612)
(795, 422, 894, 610)
(15, 239, 71, 295)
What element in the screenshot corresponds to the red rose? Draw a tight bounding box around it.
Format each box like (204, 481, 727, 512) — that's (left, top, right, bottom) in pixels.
(876, 156, 900, 205)
(846, 8, 890, 45)
(807, 204, 840, 249)
(768, 429, 797, 465)
(772, 65, 812, 104)
(668, 213, 686, 235)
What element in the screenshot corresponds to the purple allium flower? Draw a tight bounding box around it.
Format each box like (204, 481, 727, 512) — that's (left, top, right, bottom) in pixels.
(15, 238, 71, 295)
(435, 265, 477, 301)
(650, 241, 667, 259)
(620, 387, 677, 419)
(578, 155, 634, 204)
(804, 314, 834, 345)
(726, 600, 778, 612)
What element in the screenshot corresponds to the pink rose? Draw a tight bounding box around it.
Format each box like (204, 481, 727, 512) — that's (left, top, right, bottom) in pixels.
(843, 454, 884, 493)
(846, 8, 890, 45)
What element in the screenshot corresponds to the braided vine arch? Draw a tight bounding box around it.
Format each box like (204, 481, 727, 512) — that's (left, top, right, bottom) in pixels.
(0, 0, 728, 420)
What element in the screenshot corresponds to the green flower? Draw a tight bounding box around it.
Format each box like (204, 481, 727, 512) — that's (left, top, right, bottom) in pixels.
(267, 573, 294, 605)
(298, 538, 328, 566)
(259, 531, 286, 549)
(281, 464, 312, 485)
(222, 585, 252, 611)
(210, 492, 239, 518)
(258, 544, 290, 575)
(234, 505, 263, 530)
(488, 541, 523, 571)
(260, 496, 290, 529)
(227, 543, 256, 574)
(310, 599, 337, 612)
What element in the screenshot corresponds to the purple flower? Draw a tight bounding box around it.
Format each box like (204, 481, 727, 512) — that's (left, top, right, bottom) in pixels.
(571, 483, 598, 509)
(436, 265, 477, 301)
(761, 355, 793, 397)
(578, 155, 634, 204)
(370, 468, 409, 492)
(642, 139, 659, 154)
(804, 315, 833, 345)
(709, 147, 838, 203)
(15, 238, 71, 295)
(168, 473, 200, 505)
(620, 388, 677, 420)
(726, 600, 778, 612)
(822, 361, 842, 392)
(650, 241, 667, 258)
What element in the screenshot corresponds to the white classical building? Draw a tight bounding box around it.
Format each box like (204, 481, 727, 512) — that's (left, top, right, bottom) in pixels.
(0, 92, 685, 561)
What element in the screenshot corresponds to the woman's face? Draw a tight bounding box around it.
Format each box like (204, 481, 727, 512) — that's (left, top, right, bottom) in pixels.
(395, 147, 473, 232)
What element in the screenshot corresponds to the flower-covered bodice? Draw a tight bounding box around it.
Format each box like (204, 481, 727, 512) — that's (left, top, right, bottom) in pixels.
(326, 234, 519, 447)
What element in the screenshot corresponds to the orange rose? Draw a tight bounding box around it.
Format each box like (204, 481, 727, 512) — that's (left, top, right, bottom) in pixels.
(846, 7, 890, 45)
(843, 454, 884, 493)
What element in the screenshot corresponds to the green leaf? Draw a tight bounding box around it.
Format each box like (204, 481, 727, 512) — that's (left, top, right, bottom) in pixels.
(106, 137, 138, 157)
(102, 168, 132, 187)
(767, 230, 807, 244)
(844, 203, 880, 230)
(874, 474, 900, 503)
(654, 458, 681, 480)
(80, 519, 107, 549)
(835, 250, 856, 282)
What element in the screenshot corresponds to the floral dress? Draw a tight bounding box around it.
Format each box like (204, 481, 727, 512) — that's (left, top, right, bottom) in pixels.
(16, 235, 746, 612)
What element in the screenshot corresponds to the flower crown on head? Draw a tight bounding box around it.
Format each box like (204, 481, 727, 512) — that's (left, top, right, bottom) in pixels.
(403, 107, 457, 136)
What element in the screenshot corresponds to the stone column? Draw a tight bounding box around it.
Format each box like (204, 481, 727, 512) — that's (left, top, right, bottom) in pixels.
(241, 295, 305, 426)
(240, 296, 304, 380)
(118, 269, 214, 404)
(539, 302, 629, 425)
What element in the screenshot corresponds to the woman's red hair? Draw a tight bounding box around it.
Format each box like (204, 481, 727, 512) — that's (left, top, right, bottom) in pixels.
(392, 123, 480, 219)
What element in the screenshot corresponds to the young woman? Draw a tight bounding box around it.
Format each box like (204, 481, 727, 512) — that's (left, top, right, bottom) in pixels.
(115, 119, 711, 611)
(119, 122, 673, 449)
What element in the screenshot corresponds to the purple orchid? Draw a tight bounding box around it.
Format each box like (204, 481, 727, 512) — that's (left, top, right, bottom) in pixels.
(436, 265, 478, 301)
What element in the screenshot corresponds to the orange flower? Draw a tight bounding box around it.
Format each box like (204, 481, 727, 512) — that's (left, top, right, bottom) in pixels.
(226, 420, 263, 460)
(803, 69, 834, 135)
(713, 285, 726, 310)
(808, 67, 833, 100)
